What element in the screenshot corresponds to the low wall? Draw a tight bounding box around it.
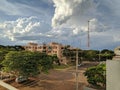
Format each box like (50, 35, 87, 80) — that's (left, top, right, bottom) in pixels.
(106, 60, 120, 90)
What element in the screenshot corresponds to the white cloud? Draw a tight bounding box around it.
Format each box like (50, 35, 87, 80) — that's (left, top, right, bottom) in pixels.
(50, 0, 120, 49)
(51, 0, 103, 39)
(51, 0, 120, 32)
(0, 0, 120, 50)
(52, 0, 97, 28)
(0, 16, 41, 41)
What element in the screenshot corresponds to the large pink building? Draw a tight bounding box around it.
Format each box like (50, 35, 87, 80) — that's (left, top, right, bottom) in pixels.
(24, 42, 68, 64)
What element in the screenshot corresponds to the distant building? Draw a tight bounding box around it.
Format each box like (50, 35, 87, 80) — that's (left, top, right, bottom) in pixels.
(23, 42, 74, 64)
(24, 42, 38, 52)
(112, 46, 120, 60)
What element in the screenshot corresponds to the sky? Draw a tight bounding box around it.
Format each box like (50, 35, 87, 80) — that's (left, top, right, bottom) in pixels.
(0, 0, 120, 50)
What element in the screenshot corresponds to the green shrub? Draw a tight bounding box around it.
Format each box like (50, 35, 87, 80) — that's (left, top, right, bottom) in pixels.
(84, 63, 106, 88)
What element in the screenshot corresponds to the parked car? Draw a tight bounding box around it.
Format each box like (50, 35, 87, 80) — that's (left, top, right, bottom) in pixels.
(15, 76, 28, 83)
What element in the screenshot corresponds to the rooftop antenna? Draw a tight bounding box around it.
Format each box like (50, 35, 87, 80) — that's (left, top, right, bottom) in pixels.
(87, 20, 90, 49)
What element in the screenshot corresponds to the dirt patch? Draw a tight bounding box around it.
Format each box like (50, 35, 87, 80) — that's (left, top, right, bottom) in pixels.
(0, 85, 7, 90)
(4, 61, 99, 90)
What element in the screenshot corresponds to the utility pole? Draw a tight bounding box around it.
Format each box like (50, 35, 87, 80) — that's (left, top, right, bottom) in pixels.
(76, 48, 79, 90)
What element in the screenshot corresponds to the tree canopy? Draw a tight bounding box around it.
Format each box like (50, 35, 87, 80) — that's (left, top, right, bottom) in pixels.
(84, 63, 106, 88)
(1, 51, 54, 78)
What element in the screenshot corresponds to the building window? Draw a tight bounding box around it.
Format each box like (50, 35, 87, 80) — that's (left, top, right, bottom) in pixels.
(61, 47, 64, 49)
(48, 46, 52, 50)
(43, 47, 46, 49)
(53, 46, 57, 49)
(38, 46, 42, 49)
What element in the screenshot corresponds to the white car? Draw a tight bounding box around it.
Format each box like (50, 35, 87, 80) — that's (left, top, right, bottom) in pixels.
(15, 76, 28, 83)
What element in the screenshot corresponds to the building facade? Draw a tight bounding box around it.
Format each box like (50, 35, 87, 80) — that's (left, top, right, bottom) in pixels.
(24, 42, 69, 64)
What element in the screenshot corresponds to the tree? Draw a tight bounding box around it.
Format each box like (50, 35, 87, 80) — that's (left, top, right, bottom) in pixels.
(0, 50, 8, 62)
(1, 51, 54, 79)
(50, 55, 60, 65)
(0, 45, 24, 51)
(82, 50, 99, 61)
(84, 64, 106, 88)
(63, 46, 82, 64)
(0, 50, 9, 69)
(62, 46, 75, 64)
(100, 49, 114, 60)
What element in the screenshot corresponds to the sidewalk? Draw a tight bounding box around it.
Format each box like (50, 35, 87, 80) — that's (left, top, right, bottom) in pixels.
(0, 80, 18, 90)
